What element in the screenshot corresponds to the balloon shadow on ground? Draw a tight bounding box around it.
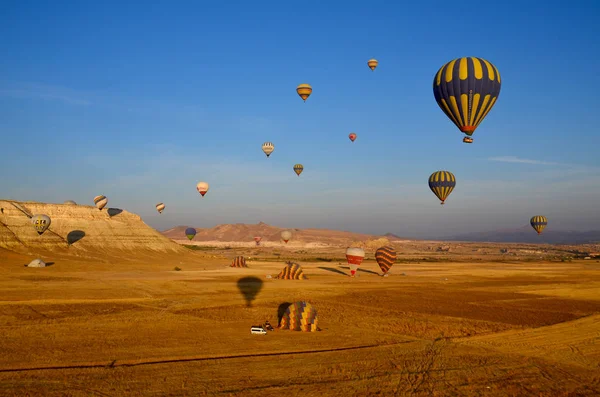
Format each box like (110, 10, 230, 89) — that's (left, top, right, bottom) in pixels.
(277, 302, 292, 327)
(237, 276, 263, 307)
(317, 266, 349, 277)
(340, 266, 380, 275)
(107, 208, 123, 217)
(67, 230, 86, 245)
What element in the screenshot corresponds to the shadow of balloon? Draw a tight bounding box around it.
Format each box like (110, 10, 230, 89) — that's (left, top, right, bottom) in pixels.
(277, 302, 292, 327)
(340, 266, 380, 275)
(107, 208, 123, 217)
(237, 276, 263, 307)
(317, 266, 349, 277)
(67, 230, 86, 245)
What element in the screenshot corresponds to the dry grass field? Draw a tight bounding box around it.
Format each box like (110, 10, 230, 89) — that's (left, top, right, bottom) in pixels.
(1, 245, 600, 396)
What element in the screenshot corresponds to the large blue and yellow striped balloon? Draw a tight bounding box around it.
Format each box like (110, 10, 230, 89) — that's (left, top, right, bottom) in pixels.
(428, 171, 456, 205)
(433, 57, 501, 139)
(530, 215, 548, 235)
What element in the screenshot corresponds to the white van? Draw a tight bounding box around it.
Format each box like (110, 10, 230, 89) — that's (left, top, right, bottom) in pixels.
(251, 326, 267, 335)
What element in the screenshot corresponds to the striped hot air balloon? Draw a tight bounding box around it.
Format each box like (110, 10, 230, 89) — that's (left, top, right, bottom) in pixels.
(279, 301, 319, 332)
(262, 142, 275, 157)
(433, 57, 501, 142)
(349, 132, 357, 142)
(530, 216, 548, 235)
(375, 246, 397, 275)
(367, 58, 378, 71)
(156, 203, 165, 214)
(231, 256, 247, 268)
(31, 214, 51, 235)
(93, 195, 108, 210)
(185, 227, 196, 241)
(293, 164, 304, 176)
(428, 171, 456, 205)
(346, 247, 365, 277)
(296, 84, 312, 102)
(275, 262, 307, 280)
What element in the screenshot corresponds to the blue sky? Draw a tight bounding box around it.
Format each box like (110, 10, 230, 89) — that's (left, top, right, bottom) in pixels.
(1, 0, 599, 238)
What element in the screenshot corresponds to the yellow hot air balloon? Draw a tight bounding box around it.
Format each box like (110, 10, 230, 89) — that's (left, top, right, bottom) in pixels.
(428, 171, 456, 205)
(530, 215, 548, 235)
(296, 84, 312, 102)
(196, 181, 209, 197)
(156, 203, 165, 214)
(293, 164, 304, 176)
(31, 214, 51, 235)
(93, 195, 108, 210)
(367, 58, 378, 71)
(262, 142, 275, 157)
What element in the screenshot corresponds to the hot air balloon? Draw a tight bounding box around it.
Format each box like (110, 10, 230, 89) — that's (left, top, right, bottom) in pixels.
(293, 164, 304, 176)
(262, 142, 275, 157)
(530, 216, 548, 235)
(428, 171, 456, 205)
(63, 200, 77, 205)
(433, 57, 501, 143)
(196, 182, 209, 197)
(185, 227, 196, 241)
(281, 230, 292, 243)
(93, 195, 108, 210)
(375, 246, 397, 275)
(348, 133, 357, 142)
(31, 214, 51, 235)
(296, 84, 312, 102)
(346, 247, 365, 277)
(156, 203, 165, 214)
(367, 58, 378, 71)
(254, 236, 262, 246)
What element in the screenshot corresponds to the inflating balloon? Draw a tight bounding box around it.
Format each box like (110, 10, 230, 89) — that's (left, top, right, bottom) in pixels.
(428, 171, 456, 205)
(296, 84, 312, 102)
(530, 216, 548, 235)
(31, 214, 51, 235)
(433, 57, 501, 142)
(196, 182, 209, 197)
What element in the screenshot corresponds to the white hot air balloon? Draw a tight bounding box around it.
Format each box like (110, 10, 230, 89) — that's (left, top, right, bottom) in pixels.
(345, 247, 365, 277)
(196, 182, 209, 197)
(93, 195, 108, 210)
(281, 230, 292, 243)
(262, 142, 275, 157)
(31, 214, 51, 235)
(156, 203, 166, 214)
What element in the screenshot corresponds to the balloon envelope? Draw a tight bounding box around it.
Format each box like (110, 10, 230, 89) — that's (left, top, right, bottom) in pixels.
(262, 142, 275, 157)
(375, 246, 397, 274)
(156, 203, 165, 214)
(348, 133, 357, 142)
(296, 84, 312, 102)
(185, 227, 197, 240)
(433, 57, 501, 139)
(281, 230, 292, 243)
(31, 214, 51, 235)
(196, 182, 209, 197)
(93, 195, 108, 210)
(530, 215, 548, 235)
(293, 164, 304, 176)
(63, 200, 77, 205)
(367, 58, 378, 71)
(346, 247, 365, 277)
(428, 171, 456, 204)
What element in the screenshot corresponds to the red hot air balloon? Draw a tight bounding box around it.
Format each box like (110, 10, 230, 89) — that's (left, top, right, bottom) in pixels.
(348, 133, 357, 142)
(345, 247, 365, 277)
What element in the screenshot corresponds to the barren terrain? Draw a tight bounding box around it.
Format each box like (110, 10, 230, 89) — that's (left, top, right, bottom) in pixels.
(1, 201, 599, 396)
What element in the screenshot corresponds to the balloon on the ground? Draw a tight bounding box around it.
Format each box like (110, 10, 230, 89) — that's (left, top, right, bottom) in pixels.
(31, 214, 51, 235)
(433, 57, 501, 142)
(293, 164, 304, 176)
(63, 200, 77, 205)
(530, 216, 548, 235)
(346, 247, 365, 277)
(94, 195, 108, 210)
(428, 171, 456, 205)
(367, 58, 378, 71)
(185, 227, 197, 240)
(196, 182, 209, 197)
(281, 230, 292, 243)
(231, 256, 247, 268)
(296, 84, 312, 102)
(349, 133, 357, 142)
(279, 301, 318, 332)
(375, 246, 397, 274)
(262, 142, 275, 157)
(156, 203, 165, 214)
(275, 262, 307, 279)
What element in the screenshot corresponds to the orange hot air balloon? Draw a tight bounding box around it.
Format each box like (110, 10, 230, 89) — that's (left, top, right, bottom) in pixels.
(348, 133, 357, 142)
(296, 84, 312, 102)
(367, 58, 378, 71)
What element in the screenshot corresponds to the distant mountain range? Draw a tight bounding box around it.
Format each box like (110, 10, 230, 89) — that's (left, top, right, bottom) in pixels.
(445, 225, 600, 245)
